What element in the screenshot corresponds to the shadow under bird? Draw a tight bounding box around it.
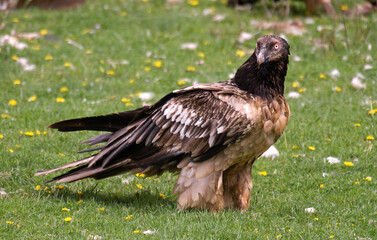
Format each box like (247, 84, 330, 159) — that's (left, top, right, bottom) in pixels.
(36, 35, 291, 211)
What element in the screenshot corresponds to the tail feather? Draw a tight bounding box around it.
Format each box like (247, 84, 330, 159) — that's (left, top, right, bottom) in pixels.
(35, 156, 94, 177)
(49, 107, 150, 132)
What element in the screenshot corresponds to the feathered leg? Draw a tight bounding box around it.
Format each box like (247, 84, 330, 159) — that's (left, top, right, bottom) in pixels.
(223, 164, 253, 211)
(173, 160, 225, 211)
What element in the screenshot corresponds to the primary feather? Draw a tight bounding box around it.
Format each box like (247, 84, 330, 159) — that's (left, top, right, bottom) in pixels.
(36, 35, 290, 211)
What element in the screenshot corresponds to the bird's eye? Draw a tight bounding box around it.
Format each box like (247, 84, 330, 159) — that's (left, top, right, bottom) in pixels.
(274, 43, 279, 50)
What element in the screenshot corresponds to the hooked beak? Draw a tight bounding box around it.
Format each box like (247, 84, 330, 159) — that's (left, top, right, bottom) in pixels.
(256, 48, 268, 68)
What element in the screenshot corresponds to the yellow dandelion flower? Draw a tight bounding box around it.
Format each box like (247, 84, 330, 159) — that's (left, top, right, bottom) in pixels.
(366, 135, 374, 140)
(341, 4, 348, 11)
(299, 74, 304, 79)
(6, 221, 15, 225)
(77, 199, 83, 204)
(136, 173, 145, 177)
(125, 215, 133, 220)
(56, 97, 65, 103)
(98, 207, 105, 211)
(354, 180, 359, 184)
(134, 230, 140, 234)
(153, 60, 162, 68)
(25, 131, 34, 136)
(343, 161, 354, 167)
(129, 79, 135, 84)
(319, 73, 327, 80)
(159, 193, 166, 199)
(45, 55, 53, 60)
(64, 217, 72, 222)
(236, 50, 246, 57)
(308, 146, 315, 151)
(291, 145, 298, 149)
(314, 217, 319, 221)
(8, 99, 17, 106)
(276, 235, 282, 239)
(8, 149, 14, 153)
(35, 185, 41, 190)
(186, 66, 196, 72)
(298, 88, 306, 93)
(368, 108, 377, 115)
(292, 82, 300, 88)
(333, 87, 341, 92)
(258, 171, 267, 176)
(364, 177, 372, 181)
(31, 45, 41, 51)
(12, 55, 19, 61)
(329, 235, 335, 239)
(144, 66, 151, 72)
(320, 184, 324, 188)
(354, 123, 361, 127)
(85, 49, 92, 54)
(77, 190, 83, 195)
(40, 29, 48, 35)
(56, 185, 64, 189)
(136, 183, 144, 189)
(64, 62, 72, 67)
(36, 130, 41, 135)
(81, 28, 90, 34)
(60, 86, 69, 92)
(28, 95, 37, 102)
(13, 80, 21, 85)
(178, 79, 187, 85)
(106, 70, 115, 75)
(198, 52, 205, 58)
(187, 0, 199, 6)
(0, 134, 3, 139)
(62, 208, 70, 211)
(2, 114, 10, 118)
(43, 131, 47, 135)
(13, 18, 19, 23)
(58, 153, 65, 157)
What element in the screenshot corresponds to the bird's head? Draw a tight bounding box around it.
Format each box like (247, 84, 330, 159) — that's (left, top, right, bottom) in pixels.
(255, 35, 290, 69)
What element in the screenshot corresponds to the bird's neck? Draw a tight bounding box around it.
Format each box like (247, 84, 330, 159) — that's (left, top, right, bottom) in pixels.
(233, 52, 288, 101)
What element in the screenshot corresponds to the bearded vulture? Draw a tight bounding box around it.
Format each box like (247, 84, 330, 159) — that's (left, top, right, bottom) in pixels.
(36, 35, 290, 211)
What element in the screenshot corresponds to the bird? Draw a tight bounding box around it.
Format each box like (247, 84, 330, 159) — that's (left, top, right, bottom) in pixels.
(36, 35, 290, 211)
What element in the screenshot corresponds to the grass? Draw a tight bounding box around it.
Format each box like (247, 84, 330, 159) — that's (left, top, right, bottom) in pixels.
(1, 0, 376, 239)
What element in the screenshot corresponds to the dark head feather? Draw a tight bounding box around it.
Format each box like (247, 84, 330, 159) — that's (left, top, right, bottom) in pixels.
(233, 35, 290, 101)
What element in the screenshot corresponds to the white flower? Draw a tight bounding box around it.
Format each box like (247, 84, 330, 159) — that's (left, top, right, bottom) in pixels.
(325, 157, 341, 164)
(304, 18, 315, 24)
(238, 32, 254, 43)
(138, 92, 155, 102)
(330, 69, 340, 78)
(212, 14, 226, 22)
(364, 64, 373, 70)
(0, 189, 7, 198)
(180, 42, 198, 50)
(287, 91, 300, 99)
(293, 55, 302, 62)
(143, 230, 155, 235)
(261, 145, 279, 159)
(351, 73, 366, 89)
(305, 207, 316, 213)
(17, 57, 36, 71)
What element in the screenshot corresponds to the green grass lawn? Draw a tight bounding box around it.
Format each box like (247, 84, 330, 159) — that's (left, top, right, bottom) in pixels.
(1, 0, 376, 239)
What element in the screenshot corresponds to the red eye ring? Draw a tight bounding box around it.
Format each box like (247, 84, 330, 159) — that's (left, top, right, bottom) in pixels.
(274, 43, 279, 49)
